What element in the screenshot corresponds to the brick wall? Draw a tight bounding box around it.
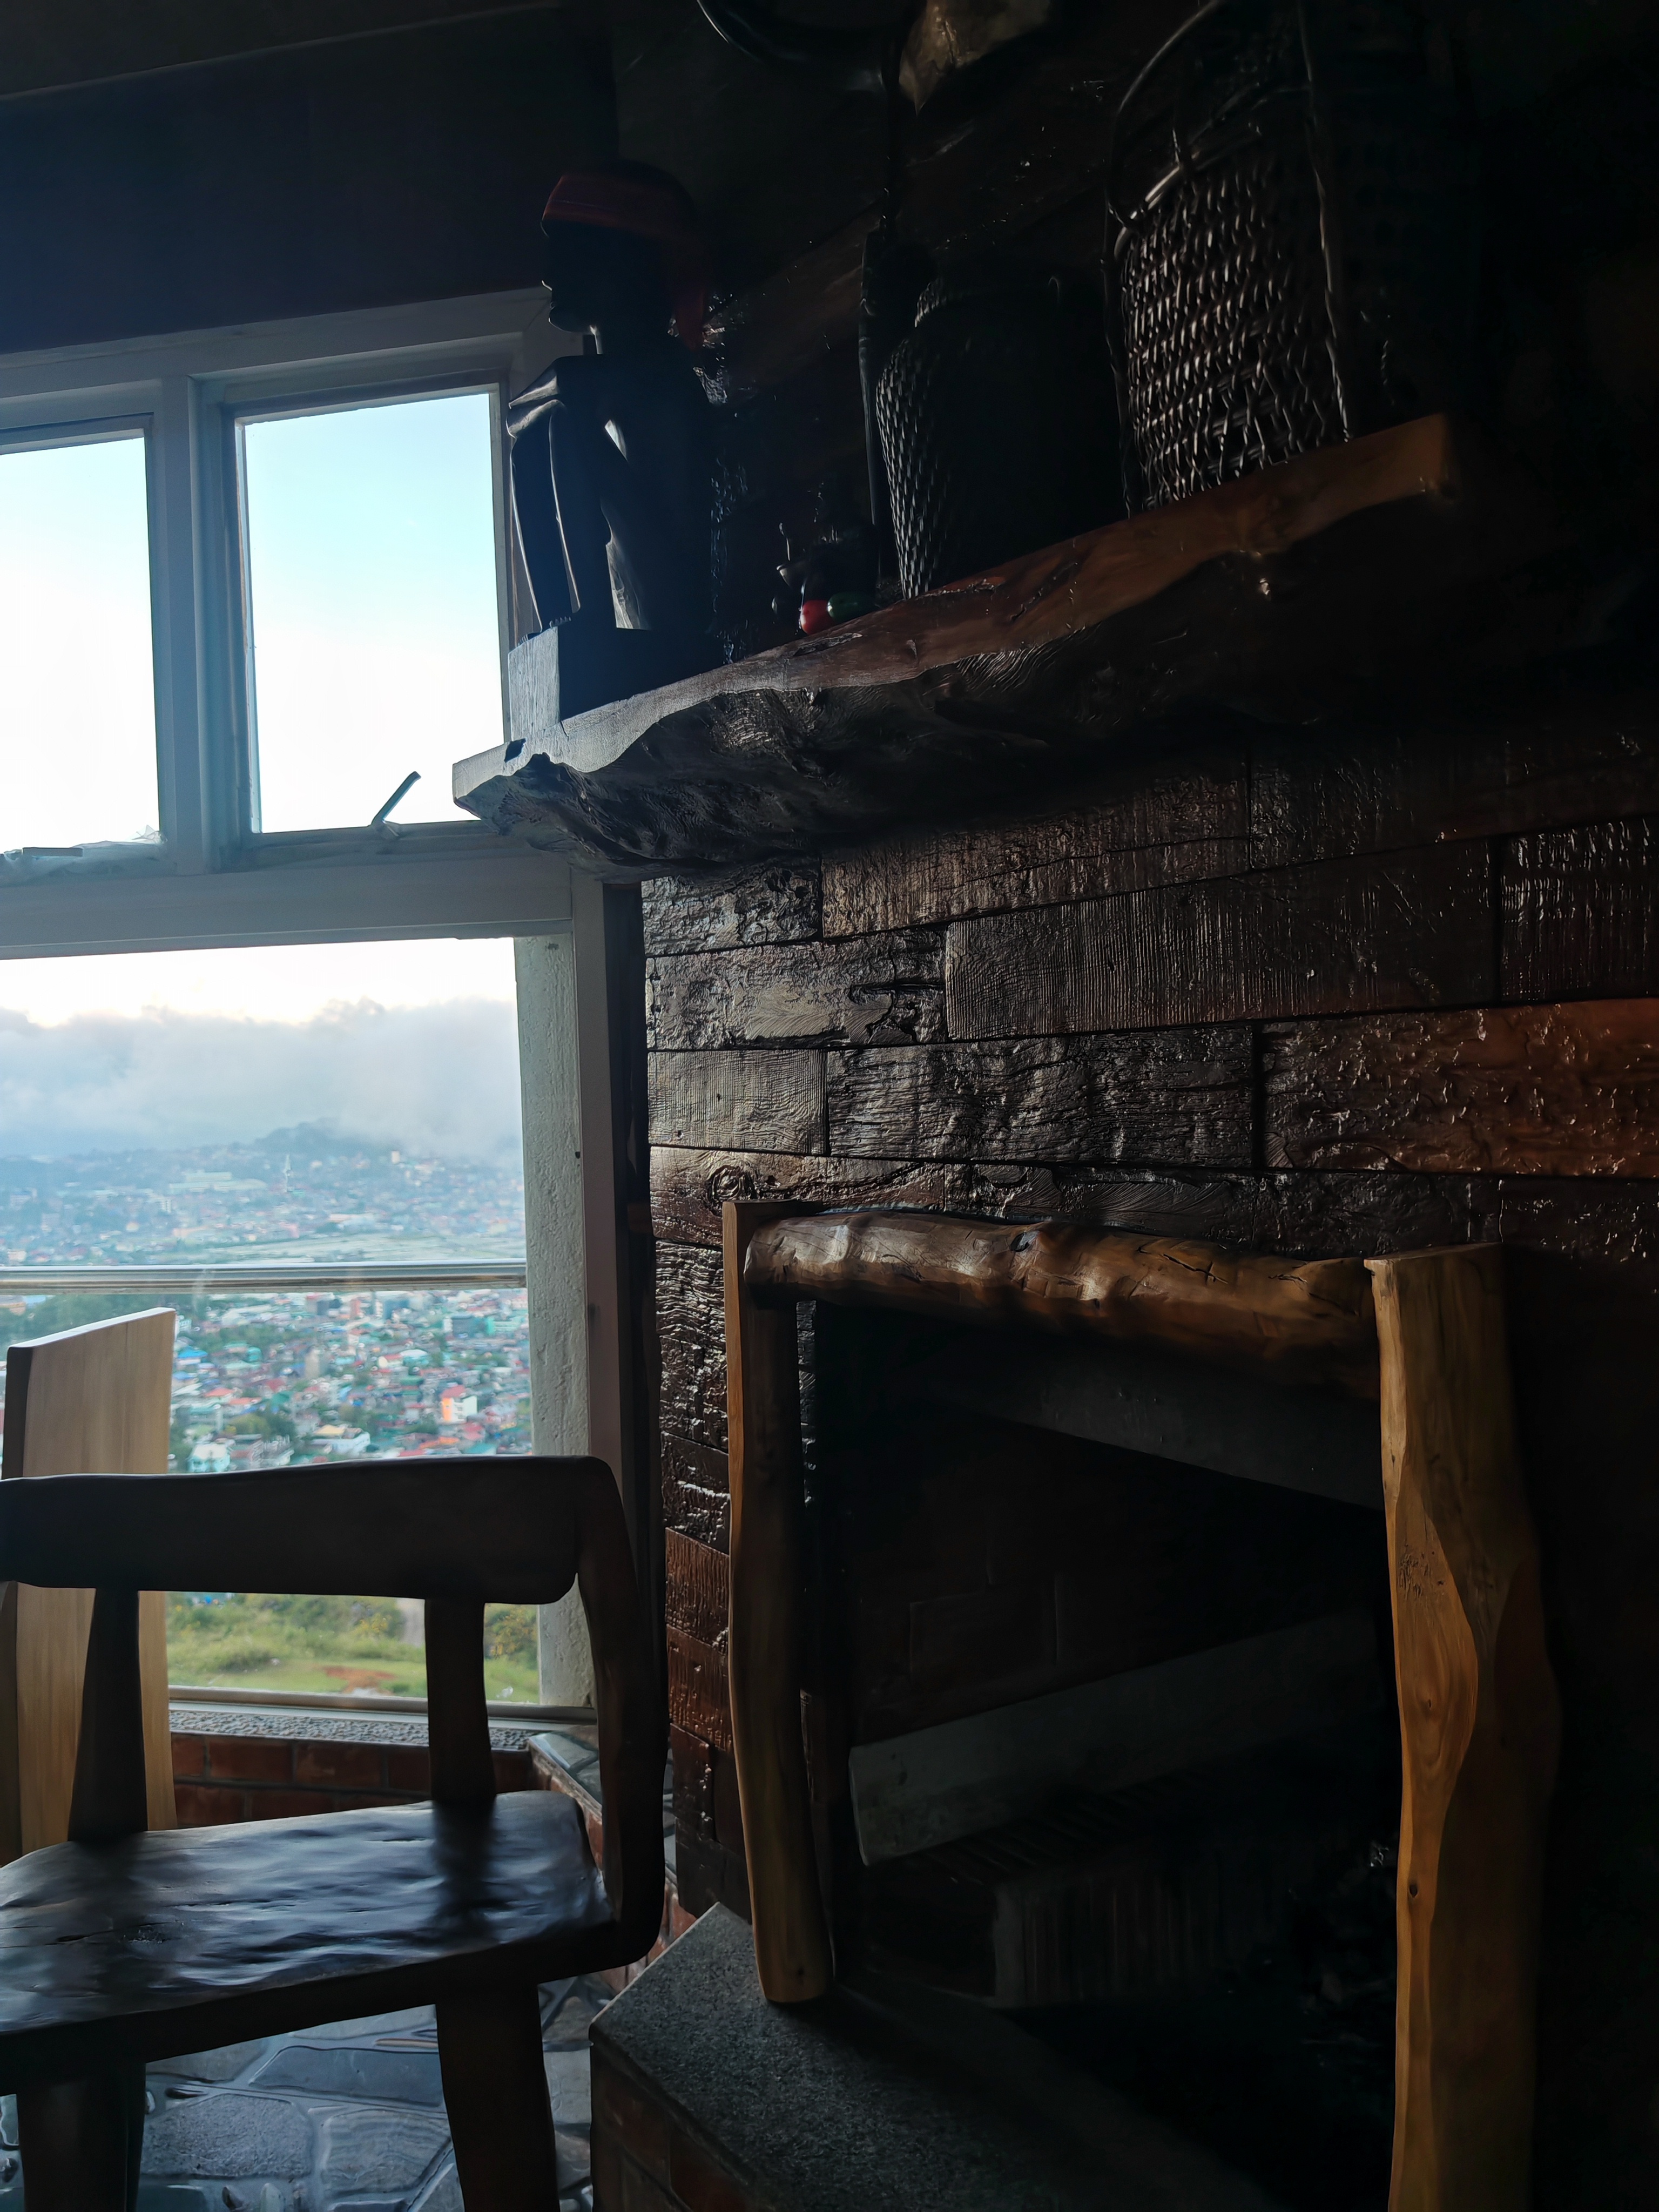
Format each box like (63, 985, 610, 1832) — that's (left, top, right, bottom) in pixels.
(170, 1730, 532, 1824)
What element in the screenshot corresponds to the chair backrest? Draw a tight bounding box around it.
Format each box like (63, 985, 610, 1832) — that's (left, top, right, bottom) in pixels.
(0, 1454, 666, 1951)
(0, 1310, 178, 1860)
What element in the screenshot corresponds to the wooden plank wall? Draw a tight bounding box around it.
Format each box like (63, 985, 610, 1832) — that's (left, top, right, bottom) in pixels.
(644, 693, 1659, 2206)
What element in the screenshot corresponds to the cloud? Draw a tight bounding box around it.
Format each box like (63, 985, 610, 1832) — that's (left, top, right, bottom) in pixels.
(0, 998, 522, 1161)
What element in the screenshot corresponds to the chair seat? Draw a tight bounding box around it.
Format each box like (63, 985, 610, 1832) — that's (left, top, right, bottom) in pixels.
(0, 1791, 616, 2090)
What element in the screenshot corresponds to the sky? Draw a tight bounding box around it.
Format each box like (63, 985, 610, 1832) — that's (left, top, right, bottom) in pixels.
(0, 397, 523, 1163)
(0, 939, 523, 1162)
(242, 392, 506, 830)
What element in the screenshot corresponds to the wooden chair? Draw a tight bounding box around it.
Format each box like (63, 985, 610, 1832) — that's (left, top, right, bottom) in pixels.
(1, 1310, 180, 1859)
(0, 1455, 664, 2212)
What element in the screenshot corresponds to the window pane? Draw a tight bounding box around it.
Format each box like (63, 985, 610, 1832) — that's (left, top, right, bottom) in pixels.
(242, 393, 505, 832)
(0, 936, 529, 1703)
(0, 434, 158, 849)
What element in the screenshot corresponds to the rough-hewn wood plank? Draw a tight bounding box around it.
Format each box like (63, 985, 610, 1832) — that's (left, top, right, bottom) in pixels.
(1502, 817, 1659, 1003)
(1495, 1177, 1659, 1270)
(648, 931, 945, 1051)
(820, 747, 1251, 938)
(667, 1626, 732, 1757)
(655, 1245, 727, 1454)
(648, 1049, 825, 1156)
(948, 1165, 1492, 1255)
(1250, 693, 1659, 869)
(827, 1033, 1254, 1167)
(946, 845, 1493, 1041)
(662, 1435, 731, 1554)
(818, 693, 1659, 941)
(641, 866, 821, 957)
(746, 1212, 1381, 1397)
(1265, 1001, 1659, 1175)
(664, 1528, 730, 1654)
(651, 1147, 970, 1250)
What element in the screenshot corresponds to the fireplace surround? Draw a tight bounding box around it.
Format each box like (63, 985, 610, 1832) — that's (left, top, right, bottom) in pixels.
(719, 1205, 1557, 2207)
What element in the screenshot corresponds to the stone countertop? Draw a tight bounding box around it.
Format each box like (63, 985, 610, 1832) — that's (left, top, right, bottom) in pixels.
(592, 1903, 1285, 2211)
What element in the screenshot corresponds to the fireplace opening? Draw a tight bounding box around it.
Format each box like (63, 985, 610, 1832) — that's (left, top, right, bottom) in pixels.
(801, 1300, 1401, 2211)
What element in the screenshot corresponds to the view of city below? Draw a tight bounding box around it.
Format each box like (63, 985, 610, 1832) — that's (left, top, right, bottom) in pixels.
(0, 1127, 525, 1268)
(0, 1133, 536, 1700)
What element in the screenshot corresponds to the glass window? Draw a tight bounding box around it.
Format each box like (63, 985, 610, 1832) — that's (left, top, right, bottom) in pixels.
(0, 430, 158, 852)
(240, 392, 505, 834)
(0, 935, 536, 1704)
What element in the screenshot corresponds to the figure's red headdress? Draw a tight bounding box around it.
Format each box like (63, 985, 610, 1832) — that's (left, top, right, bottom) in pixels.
(543, 168, 709, 350)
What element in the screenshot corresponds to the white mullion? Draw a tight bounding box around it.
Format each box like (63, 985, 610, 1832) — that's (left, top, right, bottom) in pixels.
(150, 372, 208, 873)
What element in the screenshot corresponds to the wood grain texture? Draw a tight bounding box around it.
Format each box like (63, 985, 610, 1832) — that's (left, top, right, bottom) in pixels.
(820, 747, 1251, 938)
(815, 691, 1659, 941)
(662, 1436, 731, 1554)
(0, 1309, 177, 1860)
(1369, 1246, 1559, 2212)
(1248, 692, 1659, 869)
(656, 1244, 728, 1454)
(437, 1983, 561, 2212)
(667, 1627, 733, 1756)
(0, 1793, 617, 2089)
(424, 1596, 496, 1807)
(641, 865, 821, 956)
(723, 1201, 834, 2002)
(827, 1032, 1254, 1166)
(946, 845, 1494, 1040)
(651, 1146, 969, 1249)
(457, 419, 1567, 867)
(665, 1528, 731, 1652)
(649, 1048, 826, 1156)
(649, 931, 945, 1051)
(1265, 1000, 1659, 1175)
(745, 1211, 1380, 1397)
(1501, 815, 1659, 1002)
(0, 1457, 610, 1603)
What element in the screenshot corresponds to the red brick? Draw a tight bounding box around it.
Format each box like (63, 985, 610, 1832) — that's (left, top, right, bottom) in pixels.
(202, 1735, 293, 1785)
(493, 1750, 532, 1792)
(330, 1792, 407, 1812)
(170, 1734, 206, 1779)
(246, 1789, 330, 1822)
(592, 2053, 670, 2184)
(669, 1889, 702, 1940)
(670, 2132, 752, 2212)
(174, 1782, 244, 1826)
(295, 1741, 385, 1791)
(386, 1745, 431, 1792)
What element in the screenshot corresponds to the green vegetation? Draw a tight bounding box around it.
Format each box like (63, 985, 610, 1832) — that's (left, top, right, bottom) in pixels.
(167, 1592, 541, 1702)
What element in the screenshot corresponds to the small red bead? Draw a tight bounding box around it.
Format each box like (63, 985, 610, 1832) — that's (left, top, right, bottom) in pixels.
(799, 598, 832, 636)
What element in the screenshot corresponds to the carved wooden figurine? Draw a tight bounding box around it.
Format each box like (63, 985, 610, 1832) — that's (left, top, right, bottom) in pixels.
(508, 162, 717, 718)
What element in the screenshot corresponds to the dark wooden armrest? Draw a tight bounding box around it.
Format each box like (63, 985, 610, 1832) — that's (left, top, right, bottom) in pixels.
(0, 1456, 610, 1600)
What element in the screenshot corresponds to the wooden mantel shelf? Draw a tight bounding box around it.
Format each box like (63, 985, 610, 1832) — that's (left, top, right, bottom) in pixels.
(454, 416, 1561, 869)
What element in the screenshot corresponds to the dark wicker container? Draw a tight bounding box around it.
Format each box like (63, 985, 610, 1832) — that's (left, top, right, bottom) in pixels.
(875, 258, 1120, 598)
(1107, 0, 1475, 510)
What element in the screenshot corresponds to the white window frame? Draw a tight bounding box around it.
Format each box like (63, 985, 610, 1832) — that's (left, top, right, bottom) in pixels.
(0, 288, 576, 959)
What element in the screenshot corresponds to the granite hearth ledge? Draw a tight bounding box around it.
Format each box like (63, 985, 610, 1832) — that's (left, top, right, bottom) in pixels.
(454, 413, 1561, 871)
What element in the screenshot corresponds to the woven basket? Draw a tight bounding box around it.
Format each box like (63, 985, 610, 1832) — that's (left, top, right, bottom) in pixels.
(1107, 0, 1474, 510)
(875, 258, 1118, 599)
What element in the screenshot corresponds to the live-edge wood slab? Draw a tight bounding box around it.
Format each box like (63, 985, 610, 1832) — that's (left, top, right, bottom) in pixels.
(0, 1791, 616, 2090)
(455, 416, 1563, 868)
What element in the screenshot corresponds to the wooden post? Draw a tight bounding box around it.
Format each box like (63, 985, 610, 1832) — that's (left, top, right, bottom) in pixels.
(1368, 1246, 1560, 2212)
(723, 1201, 833, 2004)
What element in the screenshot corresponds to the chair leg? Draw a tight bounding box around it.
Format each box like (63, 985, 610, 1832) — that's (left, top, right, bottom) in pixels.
(437, 1984, 560, 2211)
(17, 2062, 144, 2212)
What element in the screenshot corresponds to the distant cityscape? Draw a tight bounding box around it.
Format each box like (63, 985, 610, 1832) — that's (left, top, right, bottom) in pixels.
(0, 1131, 530, 1469)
